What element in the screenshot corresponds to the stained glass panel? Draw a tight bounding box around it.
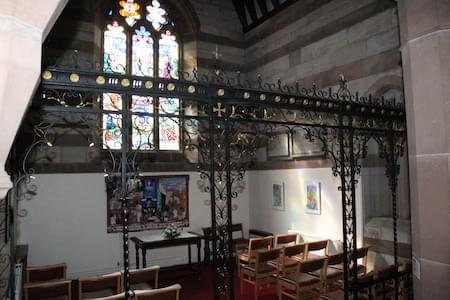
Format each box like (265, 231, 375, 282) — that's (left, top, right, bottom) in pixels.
(102, 93, 123, 149)
(131, 96, 154, 150)
(146, 0, 168, 31)
(159, 117, 180, 150)
(132, 26, 154, 77)
(103, 22, 127, 74)
(103, 114, 122, 150)
(159, 97, 179, 114)
(103, 93, 122, 111)
(159, 31, 179, 79)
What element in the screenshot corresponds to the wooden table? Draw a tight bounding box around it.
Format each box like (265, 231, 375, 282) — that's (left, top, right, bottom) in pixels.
(130, 232, 203, 270)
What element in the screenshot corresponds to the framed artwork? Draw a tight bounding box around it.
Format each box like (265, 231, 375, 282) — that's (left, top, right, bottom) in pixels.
(291, 131, 325, 158)
(272, 182, 285, 211)
(305, 181, 321, 215)
(106, 175, 189, 233)
(267, 133, 290, 159)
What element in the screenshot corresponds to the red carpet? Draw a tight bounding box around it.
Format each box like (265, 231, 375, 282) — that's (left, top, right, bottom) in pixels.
(160, 264, 320, 300)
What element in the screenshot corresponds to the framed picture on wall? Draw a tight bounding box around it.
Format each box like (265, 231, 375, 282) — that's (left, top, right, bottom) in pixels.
(106, 175, 189, 233)
(305, 181, 321, 215)
(272, 182, 285, 211)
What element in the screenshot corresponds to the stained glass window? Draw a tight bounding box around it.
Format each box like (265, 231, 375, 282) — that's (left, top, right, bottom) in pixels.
(131, 96, 154, 150)
(159, 31, 179, 79)
(103, 93, 123, 150)
(103, 1, 181, 151)
(132, 26, 154, 76)
(103, 22, 127, 74)
(159, 98, 180, 150)
(146, 0, 168, 31)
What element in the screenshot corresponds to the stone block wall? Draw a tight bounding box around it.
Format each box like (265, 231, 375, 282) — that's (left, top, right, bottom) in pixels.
(243, 0, 403, 97)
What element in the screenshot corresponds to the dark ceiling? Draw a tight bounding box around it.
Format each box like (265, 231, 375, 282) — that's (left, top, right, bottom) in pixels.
(231, 0, 298, 32)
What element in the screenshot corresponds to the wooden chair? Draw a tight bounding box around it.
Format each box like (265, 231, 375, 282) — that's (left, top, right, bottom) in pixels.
(237, 236, 273, 277)
(26, 262, 67, 283)
(79, 272, 122, 299)
(305, 240, 328, 259)
(272, 244, 306, 275)
(133, 284, 182, 300)
(278, 257, 327, 300)
(310, 252, 344, 292)
(372, 265, 397, 299)
(24, 280, 72, 300)
(240, 248, 281, 300)
(127, 266, 160, 291)
(274, 233, 298, 248)
(330, 246, 369, 275)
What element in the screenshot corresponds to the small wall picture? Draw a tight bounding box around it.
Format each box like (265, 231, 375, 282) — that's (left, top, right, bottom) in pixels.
(305, 181, 321, 215)
(272, 182, 285, 210)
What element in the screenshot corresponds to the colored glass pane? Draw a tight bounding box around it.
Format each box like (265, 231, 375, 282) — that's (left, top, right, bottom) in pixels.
(159, 31, 179, 79)
(131, 96, 154, 150)
(132, 26, 154, 77)
(159, 97, 179, 115)
(159, 117, 180, 150)
(119, 0, 141, 26)
(146, 0, 168, 31)
(103, 93, 123, 111)
(103, 22, 127, 74)
(103, 113, 122, 150)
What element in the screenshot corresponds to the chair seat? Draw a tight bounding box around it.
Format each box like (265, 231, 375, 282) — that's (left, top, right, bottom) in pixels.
(234, 238, 249, 245)
(310, 267, 343, 279)
(307, 253, 325, 259)
(280, 272, 321, 286)
(130, 282, 153, 291)
(330, 263, 366, 273)
(242, 263, 277, 274)
(82, 289, 115, 299)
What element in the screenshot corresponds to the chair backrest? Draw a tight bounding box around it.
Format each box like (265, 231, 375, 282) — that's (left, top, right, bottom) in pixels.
(255, 248, 281, 270)
(79, 272, 122, 299)
(283, 244, 306, 260)
(375, 265, 397, 281)
(274, 233, 298, 248)
(248, 236, 272, 251)
(24, 280, 71, 300)
(306, 240, 328, 252)
(231, 223, 244, 239)
(134, 284, 182, 300)
(26, 262, 67, 283)
(298, 257, 327, 274)
(245, 236, 273, 261)
(94, 292, 127, 300)
(327, 252, 344, 266)
(128, 266, 160, 290)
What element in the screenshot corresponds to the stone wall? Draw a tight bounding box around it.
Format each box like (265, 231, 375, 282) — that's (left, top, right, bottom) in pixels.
(243, 0, 403, 96)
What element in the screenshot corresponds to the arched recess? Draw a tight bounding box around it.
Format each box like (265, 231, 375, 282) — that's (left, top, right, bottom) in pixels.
(366, 75, 404, 98)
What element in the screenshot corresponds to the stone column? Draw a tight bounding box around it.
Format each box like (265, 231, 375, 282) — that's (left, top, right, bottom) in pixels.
(0, 0, 68, 198)
(397, 0, 450, 298)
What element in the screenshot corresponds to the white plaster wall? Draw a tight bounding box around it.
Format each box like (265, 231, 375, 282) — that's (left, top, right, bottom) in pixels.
(17, 172, 250, 278)
(248, 168, 363, 249)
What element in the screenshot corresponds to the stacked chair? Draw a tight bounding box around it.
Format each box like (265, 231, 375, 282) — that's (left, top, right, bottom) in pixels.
(237, 233, 375, 300)
(24, 263, 180, 300)
(24, 262, 72, 300)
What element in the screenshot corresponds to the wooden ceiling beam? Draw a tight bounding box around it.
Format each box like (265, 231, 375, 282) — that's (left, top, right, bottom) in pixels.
(244, 0, 258, 23)
(231, 0, 248, 28)
(257, 0, 268, 15)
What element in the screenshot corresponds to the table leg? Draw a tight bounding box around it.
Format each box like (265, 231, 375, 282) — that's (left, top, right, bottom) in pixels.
(142, 248, 147, 268)
(204, 237, 210, 263)
(188, 242, 192, 266)
(135, 244, 140, 269)
(197, 239, 201, 276)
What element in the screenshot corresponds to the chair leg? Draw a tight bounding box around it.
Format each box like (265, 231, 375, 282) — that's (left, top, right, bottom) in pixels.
(254, 282, 258, 300)
(240, 275, 244, 295)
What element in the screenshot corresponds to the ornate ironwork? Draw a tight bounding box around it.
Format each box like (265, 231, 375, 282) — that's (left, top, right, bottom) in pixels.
(5, 60, 410, 300)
